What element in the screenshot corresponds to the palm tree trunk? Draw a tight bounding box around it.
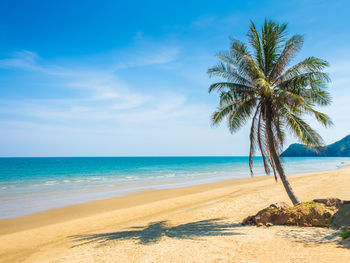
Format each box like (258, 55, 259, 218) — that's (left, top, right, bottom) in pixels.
(265, 115, 300, 205)
(269, 144, 300, 205)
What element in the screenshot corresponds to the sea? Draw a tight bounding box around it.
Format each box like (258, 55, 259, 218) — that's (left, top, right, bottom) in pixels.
(0, 156, 349, 219)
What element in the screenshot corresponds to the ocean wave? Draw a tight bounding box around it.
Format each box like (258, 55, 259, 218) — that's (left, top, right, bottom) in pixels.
(163, 173, 176, 178)
(124, 175, 140, 180)
(44, 180, 60, 185)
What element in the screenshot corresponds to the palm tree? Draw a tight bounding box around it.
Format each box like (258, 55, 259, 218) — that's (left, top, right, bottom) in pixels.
(208, 20, 332, 205)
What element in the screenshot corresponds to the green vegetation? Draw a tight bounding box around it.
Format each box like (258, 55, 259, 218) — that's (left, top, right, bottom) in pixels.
(340, 229, 350, 240)
(258, 207, 274, 213)
(282, 134, 350, 157)
(208, 19, 332, 205)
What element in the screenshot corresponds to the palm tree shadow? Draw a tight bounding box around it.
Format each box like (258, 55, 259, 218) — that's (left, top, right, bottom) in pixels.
(70, 218, 243, 247)
(343, 241, 350, 249)
(338, 238, 350, 249)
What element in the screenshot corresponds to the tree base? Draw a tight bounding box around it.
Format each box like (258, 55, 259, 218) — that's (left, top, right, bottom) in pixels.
(242, 198, 350, 228)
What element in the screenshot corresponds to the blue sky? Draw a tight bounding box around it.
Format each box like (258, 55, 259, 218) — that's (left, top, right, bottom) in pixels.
(0, 0, 349, 156)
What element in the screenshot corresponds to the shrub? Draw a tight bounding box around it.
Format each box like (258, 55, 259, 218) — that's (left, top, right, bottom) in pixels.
(340, 229, 350, 240)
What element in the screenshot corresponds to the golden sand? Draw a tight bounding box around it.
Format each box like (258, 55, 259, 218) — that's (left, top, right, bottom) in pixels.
(1, 167, 350, 262)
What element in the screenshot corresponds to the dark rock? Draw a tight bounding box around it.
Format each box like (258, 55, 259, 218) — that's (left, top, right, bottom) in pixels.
(332, 203, 350, 229)
(241, 215, 256, 226)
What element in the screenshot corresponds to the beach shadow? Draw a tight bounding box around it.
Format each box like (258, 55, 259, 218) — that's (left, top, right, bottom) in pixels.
(276, 227, 350, 249)
(340, 239, 350, 249)
(70, 218, 243, 246)
(276, 227, 341, 244)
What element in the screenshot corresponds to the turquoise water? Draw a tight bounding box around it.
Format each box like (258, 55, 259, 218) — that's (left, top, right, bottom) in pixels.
(0, 157, 349, 218)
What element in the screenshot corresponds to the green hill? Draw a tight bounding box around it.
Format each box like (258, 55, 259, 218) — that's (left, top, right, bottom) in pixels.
(281, 134, 350, 157)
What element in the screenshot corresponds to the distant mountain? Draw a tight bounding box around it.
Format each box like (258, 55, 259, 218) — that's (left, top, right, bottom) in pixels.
(281, 134, 350, 157)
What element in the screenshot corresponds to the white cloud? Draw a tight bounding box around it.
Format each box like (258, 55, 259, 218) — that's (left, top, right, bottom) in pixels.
(111, 46, 180, 70)
(0, 50, 42, 71)
(0, 46, 229, 156)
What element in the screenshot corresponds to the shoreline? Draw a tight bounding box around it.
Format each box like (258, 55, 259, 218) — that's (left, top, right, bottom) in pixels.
(0, 176, 268, 235)
(1, 157, 348, 220)
(1, 165, 349, 235)
(1, 166, 350, 262)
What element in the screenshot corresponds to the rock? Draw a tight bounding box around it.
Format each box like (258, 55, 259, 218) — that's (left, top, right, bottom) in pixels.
(241, 215, 256, 226)
(254, 202, 337, 227)
(341, 238, 350, 249)
(241, 199, 348, 228)
(332, 203, 350, 229)
(324, 211, 332, 217)
(269, 202, 290, 210)
(255, 208, 289, 226)
(313, 198, 343, 208)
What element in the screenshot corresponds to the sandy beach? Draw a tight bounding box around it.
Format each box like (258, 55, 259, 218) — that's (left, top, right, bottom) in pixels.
(1, 167, 350, 263)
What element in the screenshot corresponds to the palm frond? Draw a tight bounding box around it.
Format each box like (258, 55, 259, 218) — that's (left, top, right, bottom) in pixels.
(269, 34, 304, 81)
(242, 54, 265, 80)
(207, 62, 252, 86)
(261, 19, 288, 75)
(227, 99, 256, 132)
(247, 21, 264, 69)
(267, 150, 278, 181)
(208, 82, 253, 94)
(304, 88, 331, 106)
(249, 104, 261, 175)
(302, 106, 333, 127)
(278, 57, 329, 84)
(257, 114, 271, 174)
(281, 106, 324, 148)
